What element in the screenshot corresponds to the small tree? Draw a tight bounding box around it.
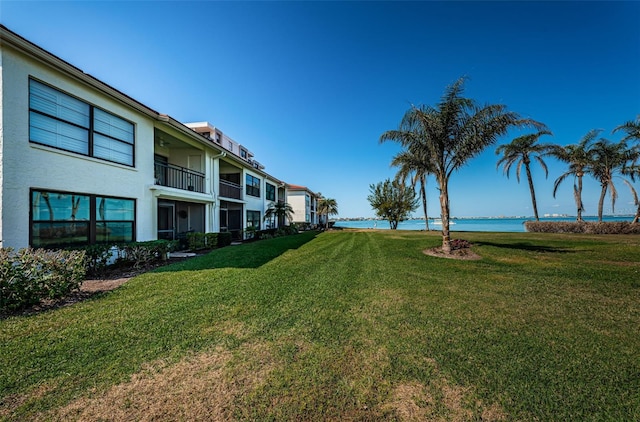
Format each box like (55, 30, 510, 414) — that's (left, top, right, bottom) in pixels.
(367, 179, 418, 229)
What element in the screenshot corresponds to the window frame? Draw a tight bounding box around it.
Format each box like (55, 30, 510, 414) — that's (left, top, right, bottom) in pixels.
(265, 182, 276, 201)
(29, 78, 136, 167)
(245, 174, 261, 198)
(246, 210, 261, 230)
(30, 188, 136, 248)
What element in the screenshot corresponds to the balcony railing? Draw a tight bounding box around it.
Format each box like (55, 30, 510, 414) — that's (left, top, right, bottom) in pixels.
(154, 162, 205, 193)
(219, 179, 242, 200)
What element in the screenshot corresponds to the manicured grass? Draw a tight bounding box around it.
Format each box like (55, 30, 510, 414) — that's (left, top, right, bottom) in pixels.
(1, 230, 639, 420)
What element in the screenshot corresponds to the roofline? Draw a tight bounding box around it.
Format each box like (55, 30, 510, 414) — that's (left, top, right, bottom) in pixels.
(286, 184, 322, 196)
(0, 24, 287, 186)
(1, 24, 161, 119)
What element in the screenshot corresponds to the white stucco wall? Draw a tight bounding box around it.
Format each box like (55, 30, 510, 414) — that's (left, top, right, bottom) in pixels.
(243, 169, 265, 229)
(0, 43, 156, 248)
(286, 191, 308, 224)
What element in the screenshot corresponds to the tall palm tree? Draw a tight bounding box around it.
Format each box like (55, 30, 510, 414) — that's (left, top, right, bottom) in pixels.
(381, 77, 544, 253)
(588, 139, 638, 221)
(317, 198, 338, 230)
(391, 146, 433, 230)
(263, 201, 294, 228)
(496, 130, 554, 221)
(550, 130, 599, 221)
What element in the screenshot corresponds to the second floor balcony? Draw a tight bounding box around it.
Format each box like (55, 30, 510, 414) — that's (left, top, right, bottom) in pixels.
(219, 179, 242, 200)
(154, 162, 206, 194)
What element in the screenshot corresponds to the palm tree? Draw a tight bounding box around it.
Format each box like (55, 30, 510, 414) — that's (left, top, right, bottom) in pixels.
(380, 77, 544, 253)
(263, 201, 294, 228)
(391, 146, 433, 230)
(496, 130, 554, 221)
(622, 165, 640, 223)
(588, 139, 638, 221)
(317, 198, 338, 230)
(550, 130, 599, 221)
(614, 115, 640, 143)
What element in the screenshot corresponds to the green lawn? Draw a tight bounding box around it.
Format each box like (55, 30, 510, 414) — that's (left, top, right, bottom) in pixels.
(1, 230, 639, 420)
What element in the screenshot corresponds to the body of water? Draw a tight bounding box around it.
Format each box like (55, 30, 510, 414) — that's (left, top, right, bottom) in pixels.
(334, 216, 635, 233)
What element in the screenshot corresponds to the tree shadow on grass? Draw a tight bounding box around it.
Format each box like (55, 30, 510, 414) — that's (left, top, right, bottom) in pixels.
(154, 231, 319, 271)
(473, 241, 577, 254)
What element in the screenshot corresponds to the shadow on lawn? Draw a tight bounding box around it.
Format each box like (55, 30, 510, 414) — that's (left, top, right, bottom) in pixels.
(474, 241, 577, 254)
(154, 231, 319, 271)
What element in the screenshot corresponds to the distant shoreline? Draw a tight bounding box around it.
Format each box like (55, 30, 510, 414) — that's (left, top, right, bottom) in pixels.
(334, 216, 635, 233)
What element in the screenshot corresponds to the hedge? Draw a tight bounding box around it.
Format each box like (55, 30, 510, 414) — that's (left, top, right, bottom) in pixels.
(525, 221, 640, 234)
(186, 232, 218, 251)
(217, 232, 232, 247)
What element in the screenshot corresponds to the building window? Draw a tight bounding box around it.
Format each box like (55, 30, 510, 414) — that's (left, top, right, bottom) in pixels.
(240, 148, 248, 159)
(266, 183, 276, 201)
(246, 210, 261, 230)
(29, 79, 135, 166)
(246, 174, 261, 197)
(30, 189, 135, 247)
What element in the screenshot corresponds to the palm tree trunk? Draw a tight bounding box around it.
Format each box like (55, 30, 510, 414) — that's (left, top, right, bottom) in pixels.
(525, 164, 539, 221)
(439, 181, 451, 253)
(633, 205, 639, 224)
(576, 175, 584, 222)
(420, 175, 429, 231)
(597, 184, 607, 222)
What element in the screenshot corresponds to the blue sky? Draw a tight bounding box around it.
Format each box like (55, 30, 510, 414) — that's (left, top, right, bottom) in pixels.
(2, 1, 639, 218)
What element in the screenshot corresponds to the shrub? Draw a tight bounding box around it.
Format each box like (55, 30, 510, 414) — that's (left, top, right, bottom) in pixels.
(187, 232, 206, 250)
(525, 221, 640, 234)
(284, 224, 300, 235)
(186, 232, 218, 250)
(0, 247, 86, 312)
(205, 233, 218, 249)
(74, 244, 115, 277)
(217, 232, 232, 248)
(257, 228, 277, 239)
(119, 240, 170, 269)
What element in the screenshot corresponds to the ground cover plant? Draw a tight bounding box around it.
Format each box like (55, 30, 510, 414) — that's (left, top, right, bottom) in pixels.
(1, 230, 639, 420)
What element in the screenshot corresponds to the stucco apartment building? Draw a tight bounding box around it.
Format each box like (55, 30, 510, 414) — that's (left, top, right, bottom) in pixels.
(286, 184, 322, 228)
(0, 25, 288, 249)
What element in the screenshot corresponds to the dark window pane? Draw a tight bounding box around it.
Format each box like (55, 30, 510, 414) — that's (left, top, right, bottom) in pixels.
(266, 183, 276, 201)
(31, 222, 90, 248)
(96, 222, 134, 243)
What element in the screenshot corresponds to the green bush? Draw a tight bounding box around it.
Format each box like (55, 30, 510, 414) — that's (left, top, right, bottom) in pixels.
(0, 247, 86, 312)
(217, 232, 232, 248)
(74, 244, 114, 277)
(187, 232, 205, 250)
(525, 221, 640, 234)
(204, 233, 218, 249)
(120, 240, 170, 269)
(186, 232, 218, 250)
